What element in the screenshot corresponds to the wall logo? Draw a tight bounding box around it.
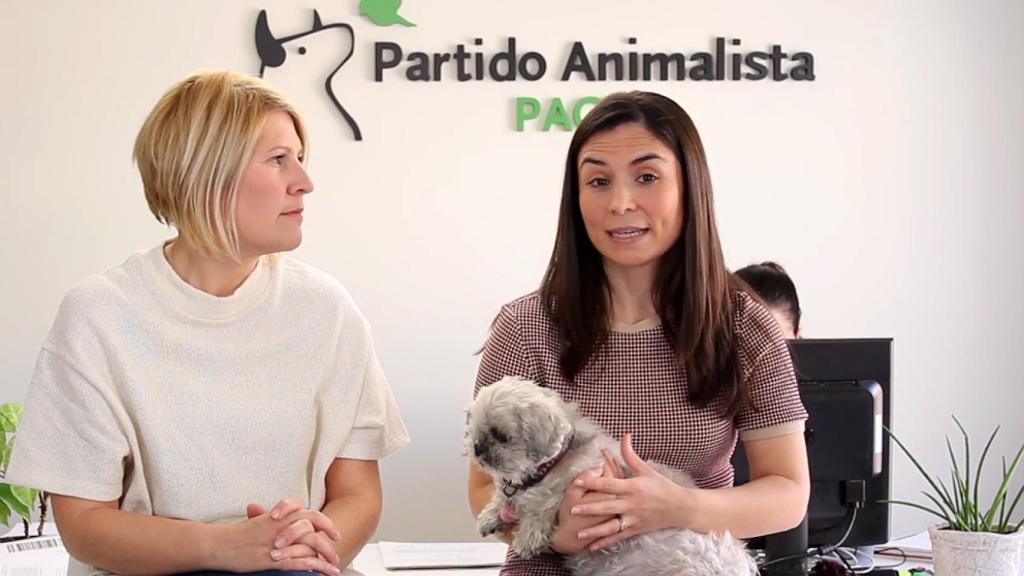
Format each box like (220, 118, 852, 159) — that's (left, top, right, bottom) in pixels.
(256, 10, 363, 141)
(252, 5, 815, 136)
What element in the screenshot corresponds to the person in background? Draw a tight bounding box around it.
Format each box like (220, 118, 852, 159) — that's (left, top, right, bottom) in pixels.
(468, 91, 809, 576)
(736, 261, 802, 339)
(6, 70, 409, 576)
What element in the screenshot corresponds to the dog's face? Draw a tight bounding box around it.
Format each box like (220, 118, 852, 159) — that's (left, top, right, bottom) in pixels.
(466, 377, 575, 483)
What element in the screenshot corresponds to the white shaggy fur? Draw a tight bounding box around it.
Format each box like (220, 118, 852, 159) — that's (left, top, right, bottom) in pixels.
(467, 376, 758, 576)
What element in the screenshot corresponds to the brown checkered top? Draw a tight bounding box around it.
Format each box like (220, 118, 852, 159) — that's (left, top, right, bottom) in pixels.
(474, 290, 807, 575)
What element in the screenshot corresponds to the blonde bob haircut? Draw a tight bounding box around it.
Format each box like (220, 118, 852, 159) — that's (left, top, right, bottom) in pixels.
(134, 70, 308, 260)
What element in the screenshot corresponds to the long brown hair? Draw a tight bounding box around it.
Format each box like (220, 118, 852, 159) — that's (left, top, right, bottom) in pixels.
(540, 91, 746, 417)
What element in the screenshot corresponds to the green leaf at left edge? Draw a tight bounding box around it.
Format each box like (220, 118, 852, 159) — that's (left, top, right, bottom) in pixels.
(1, 439, 12, 472)
(0, 497, 11, 526)
(0, 404, 23, 433)
(11, 485, 38, 510)
(0, 483, 32, 520)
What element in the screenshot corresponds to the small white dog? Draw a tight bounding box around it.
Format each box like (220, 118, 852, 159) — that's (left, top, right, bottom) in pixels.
(467, 376, 758, 576)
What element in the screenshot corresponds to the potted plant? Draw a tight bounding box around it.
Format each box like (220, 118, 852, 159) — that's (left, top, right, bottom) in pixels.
(887, 416, 1024, 576)
(0, 402, 48, 541)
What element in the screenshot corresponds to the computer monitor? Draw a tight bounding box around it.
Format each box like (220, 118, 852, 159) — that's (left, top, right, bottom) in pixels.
(732, 338, 893, 549)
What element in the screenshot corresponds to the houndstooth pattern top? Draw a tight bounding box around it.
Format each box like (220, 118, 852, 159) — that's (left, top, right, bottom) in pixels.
(474, 290, 807, 576)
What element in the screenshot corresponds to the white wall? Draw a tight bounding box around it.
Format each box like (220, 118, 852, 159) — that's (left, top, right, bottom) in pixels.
(2, 0, 1021, 541)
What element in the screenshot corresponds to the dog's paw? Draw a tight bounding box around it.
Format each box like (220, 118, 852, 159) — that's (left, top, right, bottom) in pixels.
(477, 514, 507, 538)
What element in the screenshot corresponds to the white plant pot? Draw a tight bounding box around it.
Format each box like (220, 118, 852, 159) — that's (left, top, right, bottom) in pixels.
(928, 524, 1024, 576)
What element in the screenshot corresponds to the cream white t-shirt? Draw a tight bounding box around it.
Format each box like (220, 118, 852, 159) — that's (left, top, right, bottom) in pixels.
(6, 244, 409, 575)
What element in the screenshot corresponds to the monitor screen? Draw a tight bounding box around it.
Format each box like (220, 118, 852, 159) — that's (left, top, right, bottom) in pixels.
(732, 338, 893, 548)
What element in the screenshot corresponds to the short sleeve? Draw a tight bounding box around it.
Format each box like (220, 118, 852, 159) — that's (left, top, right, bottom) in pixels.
(337, 334, 410, 460)
(733, 293, 808, 440)
(6, 348, 130, 501)
(475, 303, 541, 397)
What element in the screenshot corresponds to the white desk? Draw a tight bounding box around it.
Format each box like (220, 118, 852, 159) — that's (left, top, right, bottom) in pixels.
(348, 544, 499, 576)
(2, 536, 1018, 575)
(347, 543, 1023, 576)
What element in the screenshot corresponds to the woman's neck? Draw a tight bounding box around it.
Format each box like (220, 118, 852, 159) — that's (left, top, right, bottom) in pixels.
(164, 238, 259, 297)
(604, 261, 658, 325)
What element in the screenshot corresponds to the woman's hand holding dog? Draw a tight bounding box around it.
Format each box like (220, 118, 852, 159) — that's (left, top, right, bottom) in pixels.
(549, 465, 620, 555)
(234, 499, 343, 574)
(571, 434, 699, 551)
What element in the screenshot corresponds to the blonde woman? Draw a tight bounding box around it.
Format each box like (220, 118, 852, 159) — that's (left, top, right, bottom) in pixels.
(6, 71, 408, 576)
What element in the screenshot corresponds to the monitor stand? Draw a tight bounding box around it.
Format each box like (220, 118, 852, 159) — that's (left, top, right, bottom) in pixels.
(760, 516, 809, 576)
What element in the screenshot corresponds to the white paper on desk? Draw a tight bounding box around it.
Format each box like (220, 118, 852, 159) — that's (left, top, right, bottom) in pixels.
(877, 530, 932, 560)
(378, 542, 507, 569)
(0, 534, 68, 576)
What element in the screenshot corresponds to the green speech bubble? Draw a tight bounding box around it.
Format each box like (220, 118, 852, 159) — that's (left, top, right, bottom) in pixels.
(360, 0, 416, 27)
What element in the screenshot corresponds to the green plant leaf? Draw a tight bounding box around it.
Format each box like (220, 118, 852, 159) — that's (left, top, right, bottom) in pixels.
(937, 475, 961, 521)
(946, 436, 964, 516)
(999, 458, 1008, 528)
(921, 491, 958, 529)
(0, 439, 11, 473)
(952, 416, 972, 527)
(885, 425, 957, 514)
(881, 499, 952, 524)
(942, 473, 958, 518)
(982, 441, 1024, 529)
(11, 485, 37, 510)
(886, 419, 1024, 534)
(999, 475, 1024, 532)
(974, 424, 1000, 527)
(0, 496, 11, 526)
(0, 404, 22, 434)
(0, 483, 32, 521)
(951, 457, 975, 525)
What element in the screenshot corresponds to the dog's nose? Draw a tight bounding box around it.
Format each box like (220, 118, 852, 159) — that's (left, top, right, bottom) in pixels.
(474, 441, 486, 458)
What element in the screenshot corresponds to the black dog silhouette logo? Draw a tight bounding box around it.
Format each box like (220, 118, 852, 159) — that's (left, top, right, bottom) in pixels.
(256, 10, 363, 141)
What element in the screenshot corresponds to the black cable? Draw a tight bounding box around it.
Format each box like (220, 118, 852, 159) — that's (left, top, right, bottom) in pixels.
(831, 549, 854, 572)
(834, 507, 859, 548)
(836, 547, 873, 573)
(759, 504, 861, 571)
(871, 547, 908, 568)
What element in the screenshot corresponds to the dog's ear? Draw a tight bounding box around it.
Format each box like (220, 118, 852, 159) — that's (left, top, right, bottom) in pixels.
(521, 413, 541, 461)
(522, 409, 572, 463)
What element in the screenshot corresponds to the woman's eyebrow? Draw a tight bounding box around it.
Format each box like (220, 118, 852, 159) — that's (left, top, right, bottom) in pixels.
(579, 153, 666, 168)
(631, 153, 666, 165)
(264, 145, 303, 156)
